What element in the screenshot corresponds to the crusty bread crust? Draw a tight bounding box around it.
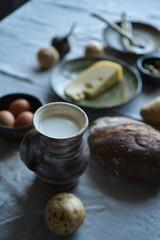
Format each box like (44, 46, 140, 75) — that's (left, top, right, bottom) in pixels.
(88, 117, 160, 181)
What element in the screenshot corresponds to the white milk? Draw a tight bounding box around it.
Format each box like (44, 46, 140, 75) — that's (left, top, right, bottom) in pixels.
(39, 114, 80, 138)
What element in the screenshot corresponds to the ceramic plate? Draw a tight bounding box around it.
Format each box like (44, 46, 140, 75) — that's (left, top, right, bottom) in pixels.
(104, 22, 160, 55)
(50, 56, 142, 109)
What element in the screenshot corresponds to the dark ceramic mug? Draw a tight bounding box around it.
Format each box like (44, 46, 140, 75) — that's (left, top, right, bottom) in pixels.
(20, 102, 89, 192)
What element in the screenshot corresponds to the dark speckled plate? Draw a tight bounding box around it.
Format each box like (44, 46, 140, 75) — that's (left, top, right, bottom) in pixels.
(50, 56, 142, 109)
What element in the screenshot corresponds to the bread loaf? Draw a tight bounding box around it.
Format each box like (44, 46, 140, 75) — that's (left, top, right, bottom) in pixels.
(88, 117, 160, 181)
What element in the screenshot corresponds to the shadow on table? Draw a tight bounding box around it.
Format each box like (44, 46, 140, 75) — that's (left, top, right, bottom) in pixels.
(87, 156, 160, 203)
(33, 66, 49, 73)
(1, 176, 80, 240)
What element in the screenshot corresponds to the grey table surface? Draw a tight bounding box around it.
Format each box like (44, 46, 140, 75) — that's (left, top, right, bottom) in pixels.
(0, 0, 160, 239)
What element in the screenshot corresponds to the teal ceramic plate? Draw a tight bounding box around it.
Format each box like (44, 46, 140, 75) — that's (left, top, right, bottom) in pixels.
(50, 56, 142, 109)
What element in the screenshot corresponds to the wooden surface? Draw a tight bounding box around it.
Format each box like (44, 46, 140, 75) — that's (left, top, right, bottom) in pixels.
(0, 0, 160, 239)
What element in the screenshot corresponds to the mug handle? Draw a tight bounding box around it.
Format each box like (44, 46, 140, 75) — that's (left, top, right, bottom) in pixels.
(20, 128, 40, 171)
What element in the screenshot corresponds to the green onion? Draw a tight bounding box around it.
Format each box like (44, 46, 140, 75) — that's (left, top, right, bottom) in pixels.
(121, 12, 135, 53)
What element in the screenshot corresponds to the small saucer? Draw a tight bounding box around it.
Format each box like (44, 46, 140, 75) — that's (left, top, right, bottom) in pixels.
(104, 21, 160, 55)
(137, 54, 160, 84)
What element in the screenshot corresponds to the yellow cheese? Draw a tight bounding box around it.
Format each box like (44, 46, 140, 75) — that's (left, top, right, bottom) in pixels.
(64, 60, 123, 101)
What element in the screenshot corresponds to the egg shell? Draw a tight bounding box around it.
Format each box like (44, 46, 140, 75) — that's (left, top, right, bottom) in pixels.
(8, 98, 31, 117)
(0, 110, 15, 127)
(15, 111, 33, 127)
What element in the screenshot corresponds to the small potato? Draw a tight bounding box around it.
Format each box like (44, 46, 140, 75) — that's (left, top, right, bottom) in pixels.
(45, 193, 86, 235)
(140, 96, 160, 124)
(85, 40, 104, 55)
(37, 46, 60, 68)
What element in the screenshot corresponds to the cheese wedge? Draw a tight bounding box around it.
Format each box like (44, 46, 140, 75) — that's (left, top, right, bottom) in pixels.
(64, 60, 123, 101)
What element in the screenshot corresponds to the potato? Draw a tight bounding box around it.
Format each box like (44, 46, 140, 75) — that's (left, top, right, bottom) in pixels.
(85, 40, 104, 55)
(45, 193, 86, 235)
(140, 97, 160, 124)
(37, 46, 60, 68)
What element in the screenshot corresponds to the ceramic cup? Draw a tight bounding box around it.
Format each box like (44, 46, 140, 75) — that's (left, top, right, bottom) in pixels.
(20, 102, 89, 192)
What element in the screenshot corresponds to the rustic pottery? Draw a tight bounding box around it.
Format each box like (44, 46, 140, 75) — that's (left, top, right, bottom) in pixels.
(20, 102, 89, 191)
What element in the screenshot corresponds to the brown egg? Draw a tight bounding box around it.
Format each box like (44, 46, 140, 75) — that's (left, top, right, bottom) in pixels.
(0, 110, 15, 127)
(8, 98, 31, 117)
(15, 111, 33, 127)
